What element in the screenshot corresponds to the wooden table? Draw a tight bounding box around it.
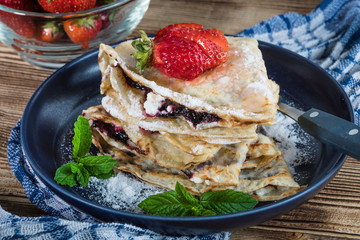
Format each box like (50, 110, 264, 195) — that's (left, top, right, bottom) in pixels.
(1, 0, 360, 239)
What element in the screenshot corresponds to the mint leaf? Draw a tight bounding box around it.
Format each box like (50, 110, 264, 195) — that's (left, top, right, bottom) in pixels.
(54, 162, 78, 187)
(138, 190, 214, 217)
(138, 182, 216, 217)
(54, 115, 117, 188)
(72, 115, 92, 159)
(70, 163, 90, 187)
(200, 189, 258, 214)
(191, 207, 217, 217)
(54, 162, 90, 187)
(174, 181, 199, 206)
(78, 155, 117, 177)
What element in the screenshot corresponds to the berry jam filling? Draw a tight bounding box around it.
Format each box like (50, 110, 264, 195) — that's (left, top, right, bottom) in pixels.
(122, 71, 221, 127)
(123, 70, 151, 93)
(91, 120, 146, 155)
(155, 98, 221, 127)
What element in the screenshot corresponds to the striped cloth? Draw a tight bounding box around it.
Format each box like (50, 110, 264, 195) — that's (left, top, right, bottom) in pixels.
(1, 0, 360, 239)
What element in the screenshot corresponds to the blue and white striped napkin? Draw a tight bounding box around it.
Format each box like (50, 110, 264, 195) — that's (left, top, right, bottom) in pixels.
(1, 0, 359, 238)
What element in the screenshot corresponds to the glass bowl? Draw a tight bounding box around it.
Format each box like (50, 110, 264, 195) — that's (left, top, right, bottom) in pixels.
(0, 0, 150, 71)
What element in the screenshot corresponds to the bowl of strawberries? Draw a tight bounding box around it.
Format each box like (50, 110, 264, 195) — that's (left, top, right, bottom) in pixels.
(0, 0, 150, 70)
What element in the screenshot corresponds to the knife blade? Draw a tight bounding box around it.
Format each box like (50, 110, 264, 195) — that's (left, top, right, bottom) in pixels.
(278, 102, 360, 160)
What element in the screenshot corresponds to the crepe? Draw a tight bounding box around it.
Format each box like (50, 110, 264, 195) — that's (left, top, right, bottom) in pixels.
(98, 49, 261, 142)
(89, 120, 302, 201)
(83, 105, 224, 170)
(98, 36, 280, 127)
(101, 92, 258, 144)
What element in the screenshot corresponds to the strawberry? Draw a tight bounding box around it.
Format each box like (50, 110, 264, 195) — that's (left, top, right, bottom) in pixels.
(0, 0, 33, 10)
(37, 21, 64, 43)
(154, 27, 227, 64)
(0, 0, 35, 38)
(37, 0, 96, 13)
(98, 9, 115, 30)
(154, 23, 203, 41)
(153, 37, 213, 81)
(132, 23, 229, 81)
(199, 28, 229, 52)
(64, 16, 102, 44)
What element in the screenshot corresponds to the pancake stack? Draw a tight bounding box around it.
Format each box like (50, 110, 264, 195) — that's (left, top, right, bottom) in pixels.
(83, 36, 304, 201)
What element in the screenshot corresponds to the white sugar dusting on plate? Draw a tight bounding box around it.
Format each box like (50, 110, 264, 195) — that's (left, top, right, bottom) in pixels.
(77, 174, 165, 213)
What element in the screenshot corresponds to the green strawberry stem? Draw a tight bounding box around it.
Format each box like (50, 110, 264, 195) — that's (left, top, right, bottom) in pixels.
(131, 30, 153, 72)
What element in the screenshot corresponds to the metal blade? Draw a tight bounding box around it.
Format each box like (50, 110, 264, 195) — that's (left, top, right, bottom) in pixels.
(278, 102, 305, 121)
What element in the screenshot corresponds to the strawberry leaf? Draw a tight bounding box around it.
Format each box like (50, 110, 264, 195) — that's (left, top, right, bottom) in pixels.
(131, 30, 153, 72)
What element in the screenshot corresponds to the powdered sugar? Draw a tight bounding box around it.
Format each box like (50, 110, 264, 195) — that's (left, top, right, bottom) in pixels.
(76, 173, 165, 213)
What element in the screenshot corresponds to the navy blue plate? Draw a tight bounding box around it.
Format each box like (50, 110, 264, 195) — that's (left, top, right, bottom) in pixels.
(21, 39, 353, 235)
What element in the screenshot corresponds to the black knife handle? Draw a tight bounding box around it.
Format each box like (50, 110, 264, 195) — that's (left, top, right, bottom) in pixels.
(298, 108, 360, 160)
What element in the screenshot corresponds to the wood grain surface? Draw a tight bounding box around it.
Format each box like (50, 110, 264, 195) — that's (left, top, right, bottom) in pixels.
(2, 0, 360, 239)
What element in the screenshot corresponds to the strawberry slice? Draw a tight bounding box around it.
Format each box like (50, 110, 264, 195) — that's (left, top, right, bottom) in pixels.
(154, 23, 203, 42)
(154, 27, 227, 65)
(199, 28, 229, 52)
(153, 37, 213, 81)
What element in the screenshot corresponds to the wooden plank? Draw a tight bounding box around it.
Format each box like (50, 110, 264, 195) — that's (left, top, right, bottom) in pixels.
(137, 0, 321, 35)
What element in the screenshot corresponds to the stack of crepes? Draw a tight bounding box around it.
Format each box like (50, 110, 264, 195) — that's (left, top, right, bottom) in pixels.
(83, 36, 304, 201)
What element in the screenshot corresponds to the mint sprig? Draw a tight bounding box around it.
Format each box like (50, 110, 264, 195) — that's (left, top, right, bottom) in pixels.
(54, 115, 117, 187)
(200, 189, 258, 214)
(138, 182, 258, 216)
(78, 155, 117, 178)
(138, 182, 216, 217)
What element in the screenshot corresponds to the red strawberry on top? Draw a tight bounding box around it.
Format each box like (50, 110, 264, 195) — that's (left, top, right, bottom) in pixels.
(64, 16, 102, 44)
(153, 37, 214, 81)
(154, 27, 228, 65)
(132, 23, 229, 81)
(154, 23, 203, 41)
(37, 0, 96, 13)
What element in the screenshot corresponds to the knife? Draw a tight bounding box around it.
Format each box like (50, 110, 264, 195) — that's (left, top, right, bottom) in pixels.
(278, 102, 360, 160)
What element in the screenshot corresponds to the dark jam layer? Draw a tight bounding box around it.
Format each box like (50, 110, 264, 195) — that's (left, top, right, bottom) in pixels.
(156, 99, 221, 127)
(123, 71, 151, 92)
(122, 71, 221, 127)
(92, 120, 145, 155)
